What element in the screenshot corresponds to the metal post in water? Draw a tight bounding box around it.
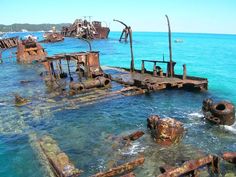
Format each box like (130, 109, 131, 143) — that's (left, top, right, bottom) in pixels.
(128, 27, 135, 72)
(183, 64, 187, 80)
(113, 19, 135, 72)
(77, 37, 92, 51)
(165, 15, 173, 77)
(141, 60, 145, 74)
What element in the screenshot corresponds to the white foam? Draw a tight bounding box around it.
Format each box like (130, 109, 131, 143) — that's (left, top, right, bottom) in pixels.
(122, 142, 146, 155)
(189, 112, 203, 118)
(221, 122, 236, 134)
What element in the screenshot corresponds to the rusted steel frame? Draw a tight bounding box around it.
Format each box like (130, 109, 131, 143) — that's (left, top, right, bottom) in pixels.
(165, 15, 173, 77)
(113, 19, 134, 72)
(158, 155, 219, 177)
(91, 157, 145, 177)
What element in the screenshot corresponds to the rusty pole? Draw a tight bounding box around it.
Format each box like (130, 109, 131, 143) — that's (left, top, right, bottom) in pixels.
(129, 27, 135, 72)
(77, 37, 92, 51)
(113, 19, 135, 72)
(165, 15, 173, 77)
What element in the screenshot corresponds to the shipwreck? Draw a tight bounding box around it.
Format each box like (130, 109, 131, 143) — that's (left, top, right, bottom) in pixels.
(0, 36, 18, 49)
(112, 17, 208, 92)
(16, 35, 47, 63)
(42, 32, 64, 43)
(41, 47, 111, 95)
(61, 19, 110, 39)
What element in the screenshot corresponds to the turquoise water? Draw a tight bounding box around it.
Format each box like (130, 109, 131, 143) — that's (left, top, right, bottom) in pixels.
(0, 32, 236, 176)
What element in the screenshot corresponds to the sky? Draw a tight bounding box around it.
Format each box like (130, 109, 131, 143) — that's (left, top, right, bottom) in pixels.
(1, 0, 236, 34)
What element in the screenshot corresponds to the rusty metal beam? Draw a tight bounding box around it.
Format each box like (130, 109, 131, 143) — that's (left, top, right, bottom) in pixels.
(158, 155, 219, 177)
(91, 157, 144, 177)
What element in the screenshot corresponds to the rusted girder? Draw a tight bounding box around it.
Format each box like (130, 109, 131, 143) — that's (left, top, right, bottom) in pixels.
(158, 155, 219, 177)
(38, 135, 82, 177)
(91, 157, 145, 177)
(113, 19, 134, 72)
(122, 131, 145, 141)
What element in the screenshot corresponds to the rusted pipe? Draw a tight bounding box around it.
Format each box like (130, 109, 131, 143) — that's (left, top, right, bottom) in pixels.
(77, 37, 92, 51)
(70, 77, 111, 92)
(113, 19, 135, 72)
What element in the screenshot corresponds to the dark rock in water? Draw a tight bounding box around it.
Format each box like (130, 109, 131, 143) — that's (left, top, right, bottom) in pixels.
(20, 80, 33, 84)
(147, 115, 184, 146)
(15, 94, 28, 106)
(202, 98, 235, 125)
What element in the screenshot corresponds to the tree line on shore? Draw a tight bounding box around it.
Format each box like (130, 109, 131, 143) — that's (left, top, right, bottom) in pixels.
(0, 23, 70, 32)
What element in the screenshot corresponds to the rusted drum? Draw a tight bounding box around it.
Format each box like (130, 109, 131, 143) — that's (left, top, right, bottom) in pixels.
(147, 115, 184, 146)
(69, 82, 85, 92)
(202, 98, 235, 126)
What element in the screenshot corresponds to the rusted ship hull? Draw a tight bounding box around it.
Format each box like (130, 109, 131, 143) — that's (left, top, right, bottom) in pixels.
(94, 26, 110, 39)
(0, 37, 18, 49)
(42, 32, 64, 43)
(17, 39, 47, 63)
(61, 19, 110, 39)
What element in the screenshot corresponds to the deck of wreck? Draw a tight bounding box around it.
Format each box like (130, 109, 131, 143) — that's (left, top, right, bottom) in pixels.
(111, 68, 208, 92)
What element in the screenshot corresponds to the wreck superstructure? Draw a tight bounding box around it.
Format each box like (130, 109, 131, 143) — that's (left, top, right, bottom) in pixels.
(41, 50, 111, 94)
(61, 19, 110, 39)
(16, 35, 47, 63)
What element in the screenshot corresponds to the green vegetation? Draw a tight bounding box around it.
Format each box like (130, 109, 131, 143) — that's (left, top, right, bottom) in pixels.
(0, 23, 70, 32)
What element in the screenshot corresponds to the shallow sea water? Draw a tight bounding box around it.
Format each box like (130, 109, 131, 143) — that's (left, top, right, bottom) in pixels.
(0, 32, 236, 176)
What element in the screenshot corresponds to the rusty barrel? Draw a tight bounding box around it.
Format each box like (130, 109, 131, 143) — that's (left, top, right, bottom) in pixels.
(202, 98, 235, 126)
(147, 115, 184, 146)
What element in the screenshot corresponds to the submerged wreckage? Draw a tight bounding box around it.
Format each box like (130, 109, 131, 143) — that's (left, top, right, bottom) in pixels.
(0, 36, 18, 49)
(41, 48, 111, 95)
(42, 32, 64, 43)
(17, 35, 47, 63)
(12, 15, 236, 177)
(61, 19, 110, 39)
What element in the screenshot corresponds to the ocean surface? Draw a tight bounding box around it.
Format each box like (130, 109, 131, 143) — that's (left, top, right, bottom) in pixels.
(0, 32, 236, 176)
